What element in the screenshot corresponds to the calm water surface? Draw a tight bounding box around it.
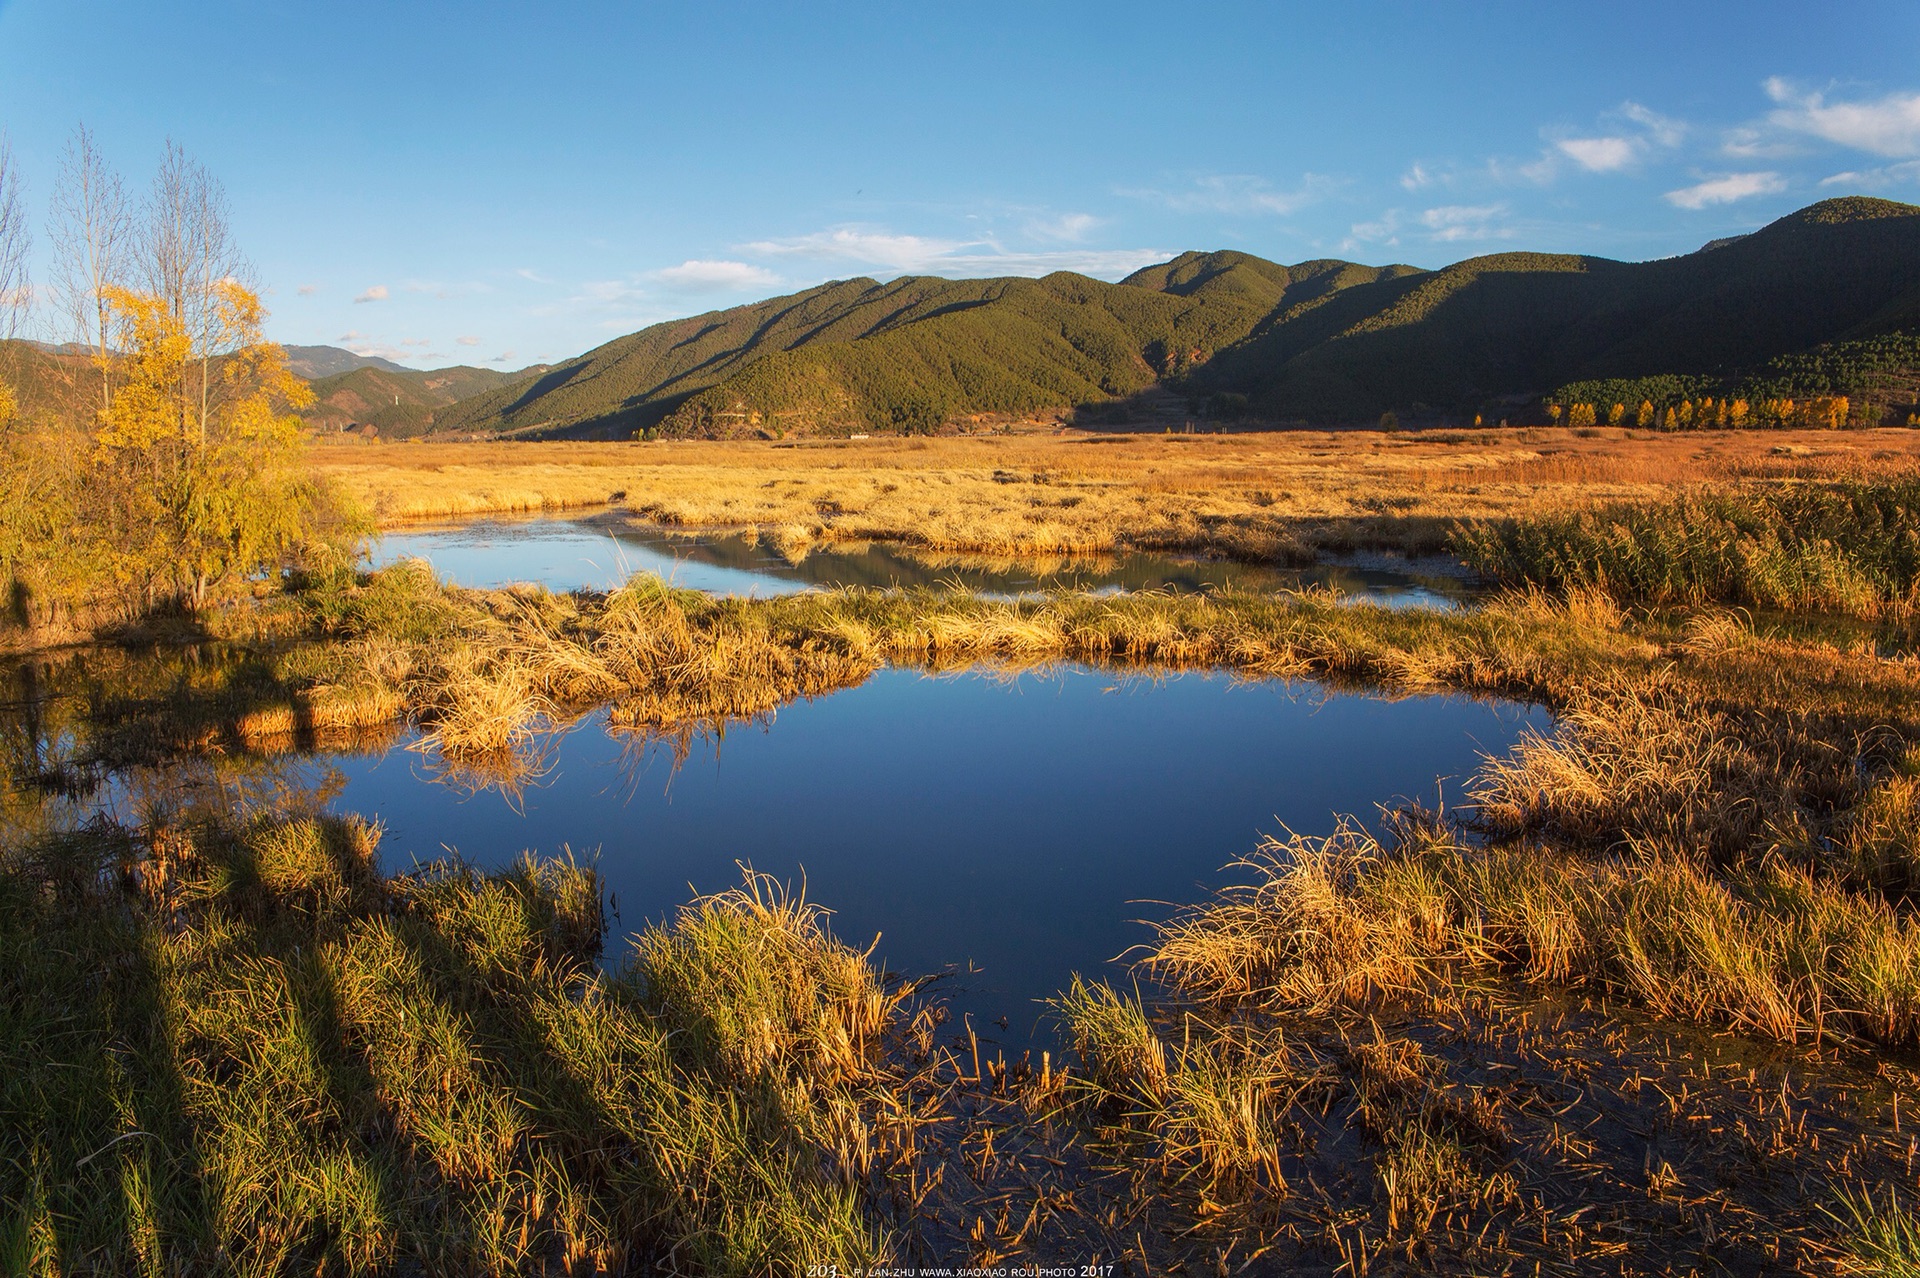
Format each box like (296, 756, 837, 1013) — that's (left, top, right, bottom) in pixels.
(3, 646, 1542, 1046)
(326, 665, 1543, 1039)
(372, 514, 1478, 607)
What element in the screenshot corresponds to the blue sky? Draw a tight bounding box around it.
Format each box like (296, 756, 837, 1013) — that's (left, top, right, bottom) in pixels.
(2, 0, 1918, 369)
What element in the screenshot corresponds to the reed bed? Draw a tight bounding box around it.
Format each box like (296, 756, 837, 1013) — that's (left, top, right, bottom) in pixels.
(1459, 475, 1920, 618)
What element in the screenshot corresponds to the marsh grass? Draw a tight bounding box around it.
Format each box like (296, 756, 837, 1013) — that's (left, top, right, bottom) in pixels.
(0, 809, 936, 1274)
(280, 562, 1651, 768)
(1459, 475, 1920, 617)
(315, 429, 1920, 562)
(17, 509, 1920, 1270)
(1833, 1186, 1920, 1276)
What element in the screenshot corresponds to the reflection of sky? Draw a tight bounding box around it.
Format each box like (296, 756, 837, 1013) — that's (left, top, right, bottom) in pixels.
(327, 666, 1547, 1045)
(371, 516, 1477, 608)
(375, 521, 809, 596)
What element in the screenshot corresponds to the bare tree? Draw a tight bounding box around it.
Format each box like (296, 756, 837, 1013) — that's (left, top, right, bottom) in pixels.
(144, 139, 249, 444)
(0, 133, 28, 344)
(47, 125, 130, 413)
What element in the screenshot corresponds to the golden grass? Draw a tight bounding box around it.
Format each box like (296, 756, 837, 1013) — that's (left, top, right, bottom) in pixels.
(18, 557, 1920, 1269)
(313, 427, 1920, 558)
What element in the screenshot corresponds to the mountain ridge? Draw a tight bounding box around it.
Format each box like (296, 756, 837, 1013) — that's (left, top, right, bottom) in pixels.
(423, 196, 1920, 439)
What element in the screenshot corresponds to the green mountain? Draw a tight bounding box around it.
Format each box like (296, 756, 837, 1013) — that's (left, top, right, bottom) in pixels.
(1196, 196, 1920, 422)
(430, 197, 1920, 438)
(16, 198, 1920, 440)
(300, 363, 550, 437)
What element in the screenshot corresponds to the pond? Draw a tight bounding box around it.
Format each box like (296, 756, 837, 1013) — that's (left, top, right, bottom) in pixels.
(371, 513, 1480, 607)
(2, 653, 1544, 1047)
(334, 666, 1539, 1041)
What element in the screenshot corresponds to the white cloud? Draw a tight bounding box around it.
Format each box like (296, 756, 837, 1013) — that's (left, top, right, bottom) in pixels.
(1420, 203, 1512, 242)
(743, 227, 965, 272)
(515, 268, 552, 284)
(400, 338, 430, 348)
(1116, 173, 1337, 216)
(456, 334, 481, 346)
(353, 284, 388, 303)
(1820, 159, 1920, 188)
(1556, 136, 1638, 173)
(1400, 164, 1434, 191)
(1486, 152, 1561, 186)
(1663, 171, 1788, 209)
(296, 283, 318, 297)
(1023, 212, 1098, 242)
(652, 259, 781, 291)
(1719, 124, 1800, 159)
(1767, 78, 1920, 157)
(739, 226, 1162, 279)
(1622, 102, 1685, 148)
(1341, 211, 1404, 251)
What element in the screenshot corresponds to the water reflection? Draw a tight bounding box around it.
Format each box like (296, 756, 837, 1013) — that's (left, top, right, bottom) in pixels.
(373, 513, 1479, 607)
(329, 666, 1544, 1038)
(2, 651, 1545, 1044)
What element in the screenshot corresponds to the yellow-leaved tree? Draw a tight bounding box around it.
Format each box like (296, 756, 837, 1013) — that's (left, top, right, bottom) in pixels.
(95, 280, 338, 609)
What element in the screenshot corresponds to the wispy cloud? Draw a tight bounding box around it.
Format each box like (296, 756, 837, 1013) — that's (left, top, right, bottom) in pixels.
(1622, 102, 1686, 148)
(1341, 211, 1404, 250)
(652, 259, 781, 291)
(352, 284, 388, 304)
(1820, 159, 1920, 188)
(1339, 204, 1513, 251)
(740, 225, 1163, 279)
(489, 350, 517, 364)
(1420, 203, 1512, 242)
(1485, 152, 1561, 186)
(1456, 101, 1690, 188)
(296, 283, 319, 297)
(1116, 173, 1337, 217)
(1664, 171, 1787, 209)
(1023, 212, 1098, 242)
(456, 334, 481, 346)
(1399, 164, 1438, 192)
(1555, 136, 1639, 173)
(743, 227, 961, 271)
(1766, 78, 1920, 157)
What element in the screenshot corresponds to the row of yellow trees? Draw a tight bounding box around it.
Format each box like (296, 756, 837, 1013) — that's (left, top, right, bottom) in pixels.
(1548, 395, 1854, 431)
(0, 131, 362, 627)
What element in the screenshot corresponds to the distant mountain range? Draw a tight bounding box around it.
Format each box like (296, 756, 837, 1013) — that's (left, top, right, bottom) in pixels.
(419, 196, 1920, 439)
(281, 345, 413, 379)
(299, 360, 552, 437)
(9, 198, 1920, 439)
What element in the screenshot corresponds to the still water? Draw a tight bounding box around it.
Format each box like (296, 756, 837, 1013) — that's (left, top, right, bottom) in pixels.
(372, 514, 1479, 607)
(326, 665, 1543, 1040)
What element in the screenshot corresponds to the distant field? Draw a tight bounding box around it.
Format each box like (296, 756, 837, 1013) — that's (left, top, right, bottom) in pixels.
(315, 426, 1920, 559)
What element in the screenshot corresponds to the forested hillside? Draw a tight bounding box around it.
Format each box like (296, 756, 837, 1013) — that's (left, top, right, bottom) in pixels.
(420, 197, 1920, 438)
(22, 197, 1920, 443)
